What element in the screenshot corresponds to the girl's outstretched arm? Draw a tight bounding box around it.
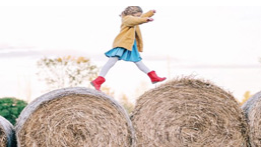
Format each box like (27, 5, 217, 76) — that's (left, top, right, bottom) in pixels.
(122, 16, 151, 27)
(141, 10, 156, 18)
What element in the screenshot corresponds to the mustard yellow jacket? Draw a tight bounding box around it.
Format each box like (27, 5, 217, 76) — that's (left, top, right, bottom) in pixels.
(112, 10, 155, 52)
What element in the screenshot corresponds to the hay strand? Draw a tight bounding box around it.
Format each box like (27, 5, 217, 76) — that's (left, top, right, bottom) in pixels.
(15, 87, 134, 147)
(131, 77, 248, 147)
(241, 91, 261, 147)
(0, 116, 16, 147)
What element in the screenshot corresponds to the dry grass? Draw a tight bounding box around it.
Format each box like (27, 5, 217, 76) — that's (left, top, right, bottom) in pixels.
(0, 116, 16, 147)
(131, 77, 249, 147)
(241, 91, 261, 147)
(15, 87, 135, 147)
(0, 125, 7, 147)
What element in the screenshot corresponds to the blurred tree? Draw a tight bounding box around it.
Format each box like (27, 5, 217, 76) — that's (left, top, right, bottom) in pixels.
(240, 91, 253, 106)
(101, 86, 115, 97)
(0, 98, 27, 125)
(134, 81, 150, 98)
(37, 56, 98, 91)
(119, 94, 134, 115)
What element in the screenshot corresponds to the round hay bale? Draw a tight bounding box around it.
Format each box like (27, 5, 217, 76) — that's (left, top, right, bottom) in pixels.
(131, 77, 249, 147)
(241, 91, 261, 147)
(0, 116, 16, 147)
(15, 87, 134, 147)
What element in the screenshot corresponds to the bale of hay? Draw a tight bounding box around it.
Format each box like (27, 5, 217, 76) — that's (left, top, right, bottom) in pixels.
(131, 77, 249, 147)
(0, 116, 16, 147)
(15, 87, 134, 147)
(241, 91, 261, 147)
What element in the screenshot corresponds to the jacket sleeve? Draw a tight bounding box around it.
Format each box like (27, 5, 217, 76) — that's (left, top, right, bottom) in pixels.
(122, 16, 148, 27)
(141, 10, 155, 18)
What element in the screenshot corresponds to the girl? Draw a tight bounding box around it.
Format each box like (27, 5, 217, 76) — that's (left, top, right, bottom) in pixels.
(91, 6, 166, 91)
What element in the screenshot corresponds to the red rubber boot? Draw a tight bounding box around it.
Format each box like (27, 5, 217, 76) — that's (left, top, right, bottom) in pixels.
(90, 76, 106, 91)
(147, 71, 166, 84)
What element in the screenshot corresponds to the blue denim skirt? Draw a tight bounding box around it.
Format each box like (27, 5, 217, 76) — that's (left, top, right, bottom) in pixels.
(105, 40, 142, 62)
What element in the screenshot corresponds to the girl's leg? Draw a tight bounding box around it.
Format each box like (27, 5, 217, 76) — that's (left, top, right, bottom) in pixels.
(99, 57, 119, 77)
(134, 60, 166, 84)
(91, 57, 118, 91)
(134, 60, 151, 74)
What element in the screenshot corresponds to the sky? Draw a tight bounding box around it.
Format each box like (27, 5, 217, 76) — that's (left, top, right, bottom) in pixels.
(0, 0, 261, 103)
(0, 5, 260, 64)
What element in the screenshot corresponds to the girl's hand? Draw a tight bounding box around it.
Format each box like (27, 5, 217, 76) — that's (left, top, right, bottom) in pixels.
(147, 18, 154, 22)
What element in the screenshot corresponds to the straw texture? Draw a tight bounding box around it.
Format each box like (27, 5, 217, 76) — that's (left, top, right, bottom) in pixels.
(241, 91, 261, 147)
(15, 87, 134, 147)
(0, 116, 16, 147)
(131, 77, 249, 147)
